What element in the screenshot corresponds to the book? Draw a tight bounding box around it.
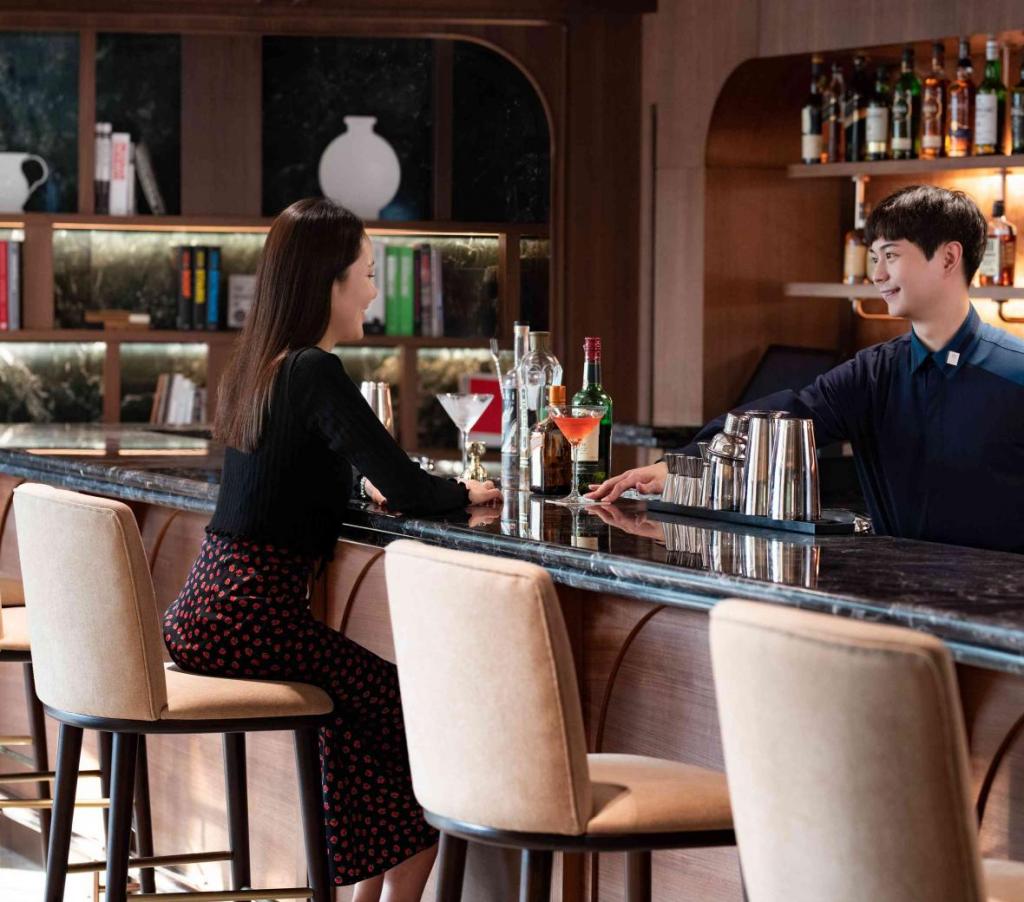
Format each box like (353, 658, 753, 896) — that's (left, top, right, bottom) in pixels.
(150, 373, 169, 424)
(418, 243, 433, 337)
(109, 132, 131, 215)
(364, 239, 387, 334)
(126, 142, 136, 215)
(7, 241, 19, 331)
(396, 245, 415, 336)
(94, 122, 112, 215)
(176, 246, 193, 330)
(0, 240, 7, 330)
(192, 246, 207, 330)
(384, 245, 401, 335)
(227, 274, 256, 329)
(412, 245, 422, 335)
(430, 245, 444, 337)
(206, 247, 222, 330)
(133, 142, 166, 216)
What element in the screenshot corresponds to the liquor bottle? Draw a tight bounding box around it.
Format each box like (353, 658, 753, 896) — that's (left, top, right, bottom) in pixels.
(974, 35, 1006, 155)
(801, 55, 825, 164)
(977, 200, 1017, 287)
(823, 61, 845, 163)
(948, 38, 975, 157)
(502, 321, 529, 488)
(866, 65, 891, 160)
(921, 42, 949, 159)
(843, 54, 871, 162)
(572, 336, 613, 492)
(1012, 61, 1024, 154)
(529, 384, 572, 495)
(891, 46, 922, 159)
(843, 181, 870, 285)
(517, 331, 563, 484)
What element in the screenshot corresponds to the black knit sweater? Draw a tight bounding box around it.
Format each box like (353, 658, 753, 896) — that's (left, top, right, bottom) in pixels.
(209, 346, 469, 558)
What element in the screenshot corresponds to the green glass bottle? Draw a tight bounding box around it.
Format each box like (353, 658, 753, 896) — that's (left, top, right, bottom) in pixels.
(571, 336, 613, 492)
(1012, 61, 1024, 154)
(975, 35, 1006, 155)
(891, 46, 922, 159)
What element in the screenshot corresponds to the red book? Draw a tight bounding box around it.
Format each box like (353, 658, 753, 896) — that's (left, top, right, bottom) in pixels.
(0, 240, 8, 331)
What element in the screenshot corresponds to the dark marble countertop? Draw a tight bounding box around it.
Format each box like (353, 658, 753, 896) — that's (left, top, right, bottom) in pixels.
(0, 425, 1022, 674)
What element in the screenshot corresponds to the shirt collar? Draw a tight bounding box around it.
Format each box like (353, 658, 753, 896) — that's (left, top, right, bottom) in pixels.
(909, 305, 981, 378)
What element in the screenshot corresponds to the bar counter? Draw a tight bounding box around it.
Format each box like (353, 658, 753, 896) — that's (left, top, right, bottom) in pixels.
(0, 424, 1023, 900)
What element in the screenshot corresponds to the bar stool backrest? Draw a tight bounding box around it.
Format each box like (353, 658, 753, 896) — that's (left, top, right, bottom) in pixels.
(385, 539, 593, 835)
(13, 483, 169, 721)
(710, 599, 985, 902)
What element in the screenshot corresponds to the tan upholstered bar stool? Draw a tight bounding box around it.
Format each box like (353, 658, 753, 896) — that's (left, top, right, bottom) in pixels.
(710, 600, 1024, 902)
(385, 540, 736, 902)
(13, 483, 335, 902)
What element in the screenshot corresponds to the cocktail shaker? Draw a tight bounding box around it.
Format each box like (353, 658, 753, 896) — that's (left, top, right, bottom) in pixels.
(661, 453, 704, 506)
(768, 417, 820, 521)
(703, 416, 748, 512)
(359, 380, 395, 436)
(741, 410, 786, 517)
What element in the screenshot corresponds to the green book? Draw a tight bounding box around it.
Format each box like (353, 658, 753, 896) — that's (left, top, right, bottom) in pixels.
(385, 245, 402, 336)
(395, 245, 415, 336)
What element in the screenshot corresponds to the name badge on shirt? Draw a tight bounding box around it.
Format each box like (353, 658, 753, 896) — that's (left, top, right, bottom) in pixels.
(947, 351, 960, 366)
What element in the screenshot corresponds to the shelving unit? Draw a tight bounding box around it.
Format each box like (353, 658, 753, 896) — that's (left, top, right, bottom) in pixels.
(787, 154, 1024, 179)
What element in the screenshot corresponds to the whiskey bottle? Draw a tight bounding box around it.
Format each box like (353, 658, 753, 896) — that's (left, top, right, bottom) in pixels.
(865, 65, 891, 160)
(891, 46, 922, 159)
(843, 54, 871, 162)
(572, 336, 613, 492)
(978, 200, 1016, 287)
(948, 38, 975, 157)
(974, 35, 1006, 155)
(529, 384, 572, 495)
(801, 55, 825, 164)
(843, 180, 870, 285)
(921, 42, 949, 159)
(1012, 62, 1024, 153)
(823, 61, 845, 163)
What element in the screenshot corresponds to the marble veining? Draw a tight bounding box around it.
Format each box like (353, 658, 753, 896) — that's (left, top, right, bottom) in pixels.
(0, 425, 1023, 673)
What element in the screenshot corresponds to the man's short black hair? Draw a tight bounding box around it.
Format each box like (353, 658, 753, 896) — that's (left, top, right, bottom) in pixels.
(864, 185, 987, 286)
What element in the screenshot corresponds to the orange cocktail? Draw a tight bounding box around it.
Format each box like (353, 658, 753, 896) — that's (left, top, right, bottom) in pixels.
(548, 404, 605, 507)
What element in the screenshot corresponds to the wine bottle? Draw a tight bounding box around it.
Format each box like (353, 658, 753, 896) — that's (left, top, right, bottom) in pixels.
(801, 55, 825, 164)
(572, 336, 613, 492)
(891, 46, 921, 159)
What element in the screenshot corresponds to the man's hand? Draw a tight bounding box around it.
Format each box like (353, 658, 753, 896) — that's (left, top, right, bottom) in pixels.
(585, 461, 669, 503)
(585, 504, 666, 543)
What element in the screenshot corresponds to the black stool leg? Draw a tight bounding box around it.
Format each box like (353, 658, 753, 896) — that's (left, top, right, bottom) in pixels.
(132, 735, 156, 893)
(44, 724, 83, 902)
(435, 832, 468, 902)
(293, 727, 330, 902)
(98, 731, 112, 840)
(222, 732, 251, 891)
(625, 850, 652, 902)
(519, 849, 553, 902)
(23, 662, 51, 860)
(105, 732, 139, 902)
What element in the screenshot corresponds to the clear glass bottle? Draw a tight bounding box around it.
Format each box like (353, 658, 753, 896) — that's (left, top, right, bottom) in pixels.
(921, 41, 948, 159)
(865, 65, 891, 160)
(823, 61, 845, 163)
(502, 321, 530, 489)
(891, 46, 921, 159)
(529, 384, 572, 495)
(978, 200, 1016, 287)
(572, 336, 613, 492)
(843, 53, 870, 162)
(948, 37, 975, 158)
(801, 54, 825, 164)
(517, 331, 563, 486)
(974, 35, 1006, 155)
(1012, 61, 1024, 154)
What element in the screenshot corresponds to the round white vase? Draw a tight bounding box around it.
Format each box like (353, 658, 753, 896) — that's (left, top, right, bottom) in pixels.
(317, 116, 401, 220)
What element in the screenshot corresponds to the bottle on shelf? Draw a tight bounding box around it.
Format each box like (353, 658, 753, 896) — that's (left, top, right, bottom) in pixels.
(843, 178, 870, 285)
(974, 35, 1006, 156)
(571, 336, 613, 492)
(891, 46, 922, 159)
(948, 37, 976, 158)
(823, 61, 845, 163)
(1012, 60, 1024, 154)
(977, 200, 1017, 287)
(502, 321, 530, 488)
(843, 53, 871, 163)
(801, 54, 825, 164)
(529, 383, 572, 495)
(921, 41, 949, 159)
(865, 65, 891, 161)
(517, 330, 563, 489)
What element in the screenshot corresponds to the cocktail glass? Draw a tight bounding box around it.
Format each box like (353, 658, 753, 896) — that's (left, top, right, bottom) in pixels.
(548, 404, 605, 507)
(436, 392, 494, 478)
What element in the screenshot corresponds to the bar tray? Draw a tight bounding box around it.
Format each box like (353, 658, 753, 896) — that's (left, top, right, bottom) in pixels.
(645, 500, 859, 535)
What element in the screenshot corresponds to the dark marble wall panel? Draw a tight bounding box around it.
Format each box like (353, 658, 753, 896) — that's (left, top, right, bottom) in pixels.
(54, 229, 265, 328)
(435, 236, 499, 337)
(0, 342, 103, 422)
(262, 37, 433, 221)
(96, 33, 182, 215)
(121, 342, 206, 422)
(520, 237, 550, 331)
(0, 32, 78, 213)
(417, 348, 493, 449)
(452, 42, 550, 224)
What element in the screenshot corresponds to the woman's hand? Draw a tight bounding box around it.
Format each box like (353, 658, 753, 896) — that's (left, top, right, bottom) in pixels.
(460, 478, 502, 505)
(585, 461, 669, 502)
(466, 504, 502, 528)
(362, 478, 387, 505)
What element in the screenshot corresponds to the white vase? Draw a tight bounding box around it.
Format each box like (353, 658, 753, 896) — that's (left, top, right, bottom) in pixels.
(0, 152, 49, 212)
(318, 116, 401, 220)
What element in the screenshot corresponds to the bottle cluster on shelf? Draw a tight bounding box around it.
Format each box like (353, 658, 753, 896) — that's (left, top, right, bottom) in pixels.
(94, 123, 166, 215)
(802, 36, 1024, 165)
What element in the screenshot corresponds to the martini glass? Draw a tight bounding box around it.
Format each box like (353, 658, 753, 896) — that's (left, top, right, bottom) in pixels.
(548, 404, 605, 507)
(436, 392, 494, 478)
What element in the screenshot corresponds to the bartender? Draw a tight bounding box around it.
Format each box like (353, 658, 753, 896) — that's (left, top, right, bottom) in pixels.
(587, 185, 1024, 553)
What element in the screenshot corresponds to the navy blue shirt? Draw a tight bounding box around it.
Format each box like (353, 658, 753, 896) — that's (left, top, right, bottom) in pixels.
(684, 306, 1024, 552)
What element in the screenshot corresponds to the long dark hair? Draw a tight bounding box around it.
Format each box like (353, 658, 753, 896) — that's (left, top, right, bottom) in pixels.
(214, 197, 365, 451)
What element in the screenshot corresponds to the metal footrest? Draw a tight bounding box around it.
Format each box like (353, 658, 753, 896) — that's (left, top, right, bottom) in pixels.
(0, 734, 32, 747)
(69, 850, 233, 874)
(0, 797, 109, 809)
(0, 768, 102, 784)
(131, 890, 312, 901)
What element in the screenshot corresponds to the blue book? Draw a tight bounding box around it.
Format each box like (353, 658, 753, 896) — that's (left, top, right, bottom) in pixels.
(206, 247, 222, 330)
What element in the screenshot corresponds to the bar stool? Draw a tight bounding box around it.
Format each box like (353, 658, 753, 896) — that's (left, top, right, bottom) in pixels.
(384, 539, 736, 902)
(710, 599, 1024, 902)
(13, 482, 335, 902)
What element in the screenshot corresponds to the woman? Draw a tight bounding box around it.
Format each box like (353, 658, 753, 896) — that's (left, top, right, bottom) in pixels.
(163, 197, 500, 900)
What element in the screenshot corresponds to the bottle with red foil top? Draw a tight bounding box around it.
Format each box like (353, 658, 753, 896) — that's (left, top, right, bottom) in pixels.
(571, 336, 613, 491)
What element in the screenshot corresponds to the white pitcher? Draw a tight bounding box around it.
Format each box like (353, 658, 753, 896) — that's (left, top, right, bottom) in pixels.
(0, 152, 49, 212)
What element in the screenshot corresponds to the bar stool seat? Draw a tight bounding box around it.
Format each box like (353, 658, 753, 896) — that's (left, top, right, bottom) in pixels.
(0, 604, 29, 651)
(983, 859, 1024, 901)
